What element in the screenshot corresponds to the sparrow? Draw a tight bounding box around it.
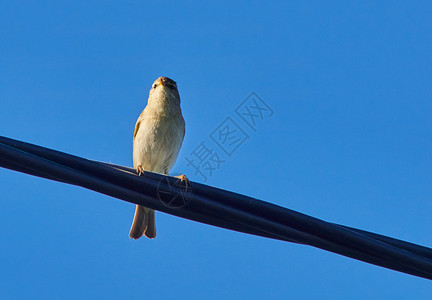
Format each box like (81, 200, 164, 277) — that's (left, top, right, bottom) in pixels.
(129, 76, 186, 239)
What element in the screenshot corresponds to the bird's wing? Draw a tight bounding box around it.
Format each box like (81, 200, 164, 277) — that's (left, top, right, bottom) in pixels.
(133, 111, 145, 141)
(133, 120, 140, 140)
(182, 123, 186, 139)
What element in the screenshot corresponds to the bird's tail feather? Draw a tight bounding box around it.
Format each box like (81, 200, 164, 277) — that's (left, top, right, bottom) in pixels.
(129, 205, 156, 239)
(144, 209, 156, 239)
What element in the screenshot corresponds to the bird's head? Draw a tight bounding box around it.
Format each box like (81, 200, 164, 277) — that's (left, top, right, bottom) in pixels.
(149, 76, 180, 104)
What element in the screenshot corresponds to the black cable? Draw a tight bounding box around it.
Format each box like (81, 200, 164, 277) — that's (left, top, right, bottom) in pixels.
(1, 135, 431, 280)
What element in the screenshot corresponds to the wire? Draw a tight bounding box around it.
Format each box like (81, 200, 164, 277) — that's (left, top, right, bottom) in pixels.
(1, 135, 432, 280)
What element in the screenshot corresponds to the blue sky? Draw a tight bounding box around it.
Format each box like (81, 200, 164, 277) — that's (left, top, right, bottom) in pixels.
(1, 1, 431, 299)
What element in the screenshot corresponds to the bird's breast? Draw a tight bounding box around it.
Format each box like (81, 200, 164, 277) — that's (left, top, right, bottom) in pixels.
(133, 108, 185, 174)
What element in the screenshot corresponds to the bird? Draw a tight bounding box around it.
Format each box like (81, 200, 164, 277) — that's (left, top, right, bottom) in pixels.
(129, 76, 186, 239)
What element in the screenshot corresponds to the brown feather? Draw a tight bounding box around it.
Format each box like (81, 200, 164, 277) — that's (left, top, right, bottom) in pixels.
(129, 205, 148, 239)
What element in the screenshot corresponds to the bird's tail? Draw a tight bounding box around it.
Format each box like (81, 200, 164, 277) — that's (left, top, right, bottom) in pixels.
(129, 205, 156, 239)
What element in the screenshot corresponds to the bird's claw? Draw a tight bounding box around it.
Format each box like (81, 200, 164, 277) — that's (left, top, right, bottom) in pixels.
(175, 174, 190, 188)
(137, 165, 145, 176)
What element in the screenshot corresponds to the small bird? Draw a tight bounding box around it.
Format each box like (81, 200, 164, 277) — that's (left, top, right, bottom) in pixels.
(129, 76, 186, 239)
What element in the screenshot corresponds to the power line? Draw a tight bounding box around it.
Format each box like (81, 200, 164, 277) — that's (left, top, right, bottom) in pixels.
(1, 135, 431, 280)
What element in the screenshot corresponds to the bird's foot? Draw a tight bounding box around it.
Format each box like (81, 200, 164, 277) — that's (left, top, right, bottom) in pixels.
(175, 174, 190, 188)
(137, 165, 145, 176)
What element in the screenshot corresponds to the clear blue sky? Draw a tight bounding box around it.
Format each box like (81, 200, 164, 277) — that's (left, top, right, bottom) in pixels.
(1, 1, 431, 299)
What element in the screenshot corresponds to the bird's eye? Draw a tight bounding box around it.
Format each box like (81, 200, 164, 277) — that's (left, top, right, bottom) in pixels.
(153, 84, 157, 89)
